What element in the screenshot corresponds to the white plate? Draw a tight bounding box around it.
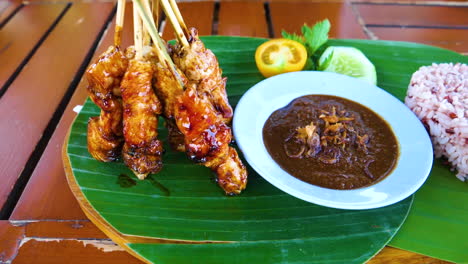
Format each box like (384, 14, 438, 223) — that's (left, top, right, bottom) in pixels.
(233, 71, 433, 210)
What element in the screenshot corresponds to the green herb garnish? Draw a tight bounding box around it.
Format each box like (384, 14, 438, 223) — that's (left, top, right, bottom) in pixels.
(282, 19, 331, 70)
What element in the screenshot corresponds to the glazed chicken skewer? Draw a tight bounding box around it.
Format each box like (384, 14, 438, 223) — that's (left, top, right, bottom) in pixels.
(159, 0, 248, 194)
(87, 0, 248, 195)
(162, 0, 233, 123)
(87, 0, 129, 162)
(120, 6, 164, 179)
(133, 0, 188, 152)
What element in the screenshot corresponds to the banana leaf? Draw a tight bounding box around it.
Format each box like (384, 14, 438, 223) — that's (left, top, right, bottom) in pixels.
(66, 36, 466, 263)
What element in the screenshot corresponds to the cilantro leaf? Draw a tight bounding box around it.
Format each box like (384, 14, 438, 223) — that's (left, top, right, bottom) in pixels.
(301, 19, 330, 55)
(281, 30, 305, 45)
(279, 19, 331, 71)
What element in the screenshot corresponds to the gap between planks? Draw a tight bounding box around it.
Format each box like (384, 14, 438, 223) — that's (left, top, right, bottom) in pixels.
(0, 4, 116, 220)
(264, 2, 274, 38)
(0, 3, 70, 99)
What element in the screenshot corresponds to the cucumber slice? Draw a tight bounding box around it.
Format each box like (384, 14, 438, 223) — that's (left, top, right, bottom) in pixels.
(318, 46, 377, 85)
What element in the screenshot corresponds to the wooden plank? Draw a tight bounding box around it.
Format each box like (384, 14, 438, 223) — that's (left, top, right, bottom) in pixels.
(12, 239, 142, 264)
(369, 27, 468, 53)
(269, 1, 367, 39)
(10, 2, 135, 220)
(356, 4, 468, 27)
(1, 220, 141, 264)
(0, 2, 8, 13)
(0, 2, 114, 212)
(0, 3, 66, 92)
(0, 0, 22, 25)
(218, 1, 268, 37)
(369, 247, 452, 264)
(162, 1, 214, 40)
(24, 220, 108, 239)
(0, 220, 25, 262)
(0, 1, 11, 21)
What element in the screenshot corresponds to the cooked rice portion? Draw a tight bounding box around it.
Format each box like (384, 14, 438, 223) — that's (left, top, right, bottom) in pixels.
(405, 63, 467, 181)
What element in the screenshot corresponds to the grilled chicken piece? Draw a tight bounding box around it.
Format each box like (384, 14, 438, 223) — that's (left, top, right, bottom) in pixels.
(171, 28, 233, 124)
(164, 117, 186, 152)
(169, 28, 248, 194)
(215, 147, 248, 195)
(174, 84, 247, 195)
(153, 61, 188, 152)
(86, 46, 128, 162)
(87, 101, 124, 162)
(153, 65, 185, 119)
(121, 58, 164, 179)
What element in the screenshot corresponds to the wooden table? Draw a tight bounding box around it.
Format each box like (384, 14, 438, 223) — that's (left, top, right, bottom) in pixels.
(0, 0, 466, 263)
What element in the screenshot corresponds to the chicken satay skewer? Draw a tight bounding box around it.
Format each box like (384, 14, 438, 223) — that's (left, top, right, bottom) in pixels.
(160, 0, 247, 194)
(157, 0, 247, 194)
(133, 0, 188, 153)
(135, 0, 247, 194)
(133, 0, 186, 111)
(120, 6, 164, 179)
(86, 0, 129, 162)
(160, 0, 233, 123)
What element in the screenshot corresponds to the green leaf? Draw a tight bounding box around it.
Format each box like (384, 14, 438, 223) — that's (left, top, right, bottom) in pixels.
(390, 160, 468, 263)
(302, 19, 330, 55)
(281, 30, 305, 45)
(303, 57, 315, 71)
(129, 231, 400, 264)
(67, 36, 468, 264)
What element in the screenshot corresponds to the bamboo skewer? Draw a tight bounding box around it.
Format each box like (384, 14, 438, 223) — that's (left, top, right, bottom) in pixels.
(159, 0, 189, 47)
(168, 0, 189, 39)
(114, 0, 126, 46)
(142, 0, 151, 46)
(132, 0, 185, 88)
(133, 3, 144, 59)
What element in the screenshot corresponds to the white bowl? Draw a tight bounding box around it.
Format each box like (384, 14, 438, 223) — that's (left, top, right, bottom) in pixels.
(233, 71, 433, 210)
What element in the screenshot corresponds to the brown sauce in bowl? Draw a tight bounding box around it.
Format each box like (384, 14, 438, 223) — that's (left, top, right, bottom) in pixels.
(263, 95, 399, 190)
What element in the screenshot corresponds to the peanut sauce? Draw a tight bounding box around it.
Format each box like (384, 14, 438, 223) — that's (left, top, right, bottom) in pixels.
(263, 95, 398, 190)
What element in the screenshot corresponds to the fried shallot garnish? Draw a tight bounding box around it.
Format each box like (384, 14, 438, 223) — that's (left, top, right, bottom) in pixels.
(285, 106, 370, 162)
